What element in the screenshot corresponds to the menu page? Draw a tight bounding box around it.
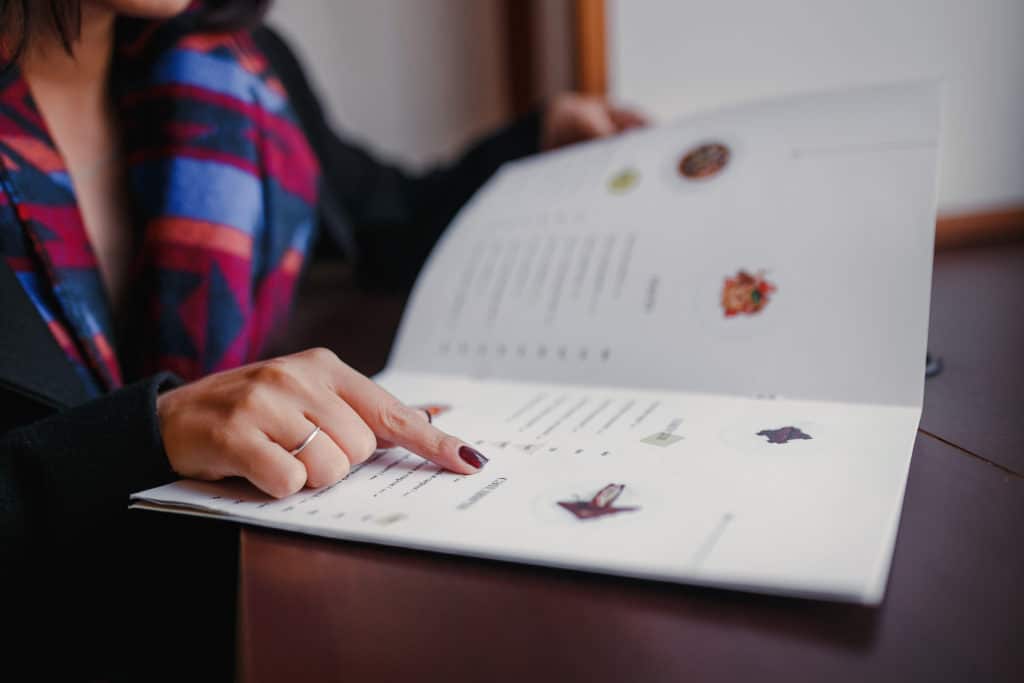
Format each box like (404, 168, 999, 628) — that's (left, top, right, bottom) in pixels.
(132, 83, 940, 604)
(390, 82, 940, 406)
(135, 372, 920, 603)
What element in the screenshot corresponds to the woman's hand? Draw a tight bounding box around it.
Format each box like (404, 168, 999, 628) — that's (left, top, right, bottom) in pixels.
(156, 348, 488, 498)
(541, 92, 648, 151)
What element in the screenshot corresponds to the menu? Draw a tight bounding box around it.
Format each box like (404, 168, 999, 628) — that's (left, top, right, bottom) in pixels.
(133, 82, 941, 604)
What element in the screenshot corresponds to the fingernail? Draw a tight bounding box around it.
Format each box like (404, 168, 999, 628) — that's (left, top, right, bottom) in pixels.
(458, 446, 489, 470)
(422, 409, 432, 424)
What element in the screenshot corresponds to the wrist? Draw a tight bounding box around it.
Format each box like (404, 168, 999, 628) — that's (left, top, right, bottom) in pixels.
(152, 373, 186, 473)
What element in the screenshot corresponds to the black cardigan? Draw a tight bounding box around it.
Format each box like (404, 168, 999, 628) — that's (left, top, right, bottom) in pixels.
(0, 25, 538, 674)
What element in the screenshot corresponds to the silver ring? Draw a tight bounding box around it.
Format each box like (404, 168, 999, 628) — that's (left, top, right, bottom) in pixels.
(289, 425, 321, 456)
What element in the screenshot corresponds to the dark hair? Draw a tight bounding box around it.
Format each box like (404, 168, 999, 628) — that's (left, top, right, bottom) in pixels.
(0, 0, 271, 65)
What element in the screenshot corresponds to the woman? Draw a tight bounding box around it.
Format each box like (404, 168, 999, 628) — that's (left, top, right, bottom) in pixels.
(0, 0, 643, 675)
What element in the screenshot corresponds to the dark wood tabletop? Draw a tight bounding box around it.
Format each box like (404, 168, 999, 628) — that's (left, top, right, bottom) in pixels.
(240, 244, 1024, 682)
(920, 242, 1024, 472)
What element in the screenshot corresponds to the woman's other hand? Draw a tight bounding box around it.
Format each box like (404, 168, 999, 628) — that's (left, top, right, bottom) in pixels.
(156, 348, 488, 499)
(541, 92, 648, 151)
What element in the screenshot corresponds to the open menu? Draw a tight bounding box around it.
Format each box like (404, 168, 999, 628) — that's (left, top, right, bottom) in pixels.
(132, 82, 941, 604)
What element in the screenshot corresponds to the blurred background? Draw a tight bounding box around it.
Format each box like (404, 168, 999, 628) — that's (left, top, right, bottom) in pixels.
(269, 0, 1023, 247)
(269, 0, 573, 167)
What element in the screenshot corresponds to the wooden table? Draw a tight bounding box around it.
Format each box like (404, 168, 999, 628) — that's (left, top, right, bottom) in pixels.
(240, 244, 1024, 682)
(920, 242, 1024, 472)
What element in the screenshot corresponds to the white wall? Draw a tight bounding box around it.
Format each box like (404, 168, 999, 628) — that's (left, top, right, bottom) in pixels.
(268, 0, 509, 169)
(609, 0, 1024, 214)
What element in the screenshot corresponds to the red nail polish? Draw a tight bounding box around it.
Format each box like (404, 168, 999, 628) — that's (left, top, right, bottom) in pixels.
(458, 446, 489, 469)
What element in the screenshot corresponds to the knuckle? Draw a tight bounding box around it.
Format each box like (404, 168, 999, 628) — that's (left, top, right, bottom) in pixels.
(284, 466, 307, 496)
(307, 454, 349, 488)
(361, 425, 378, 458)
(347, 425, 377, 463)
(303, 459, 326, 488)
(304, 470, 327, 489)
(268, 465, 305, 499)
(329, 456, 351, 484)
(376, 399, 413, 436)
(304, 346, 338, 366)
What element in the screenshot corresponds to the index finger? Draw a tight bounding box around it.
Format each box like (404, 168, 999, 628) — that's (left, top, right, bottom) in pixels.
(324, 357, 488, 475)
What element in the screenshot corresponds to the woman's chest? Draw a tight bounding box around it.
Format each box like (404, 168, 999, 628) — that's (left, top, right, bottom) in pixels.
(72, 154, 134, 312)
(36, 86, 134, 312)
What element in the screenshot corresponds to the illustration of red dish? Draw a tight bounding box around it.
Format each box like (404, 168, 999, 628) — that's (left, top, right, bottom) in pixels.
(557, 483, 640, 521)
(721, 270, 776, 317)
(679, 142, 730, 179)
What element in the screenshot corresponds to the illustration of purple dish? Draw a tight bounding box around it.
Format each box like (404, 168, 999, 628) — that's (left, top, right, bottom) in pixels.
(557, 483, 640, 520)
(757, 426, 812, 444)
